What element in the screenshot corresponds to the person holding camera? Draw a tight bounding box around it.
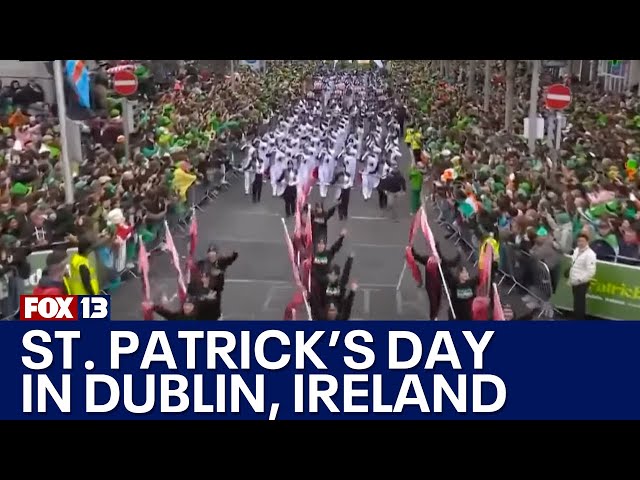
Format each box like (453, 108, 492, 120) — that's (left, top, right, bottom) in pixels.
(566, 233, 597, 319)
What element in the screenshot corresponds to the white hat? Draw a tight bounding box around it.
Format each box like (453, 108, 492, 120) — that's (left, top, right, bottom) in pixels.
(107, 208, 125, 225)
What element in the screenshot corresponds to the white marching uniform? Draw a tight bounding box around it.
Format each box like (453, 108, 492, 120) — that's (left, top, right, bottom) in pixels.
(298, 154, 314, 193)
(318, 153, 335, 198)
(242, 147, 257, 195)
(361, 154, 380, 200)
(271, 150, 286, 196)
(343, 152, 357, 187)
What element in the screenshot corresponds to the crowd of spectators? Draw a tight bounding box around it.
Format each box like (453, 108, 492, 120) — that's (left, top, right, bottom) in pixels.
(0, 60, 316, 318)
(390, 60, 640, 310)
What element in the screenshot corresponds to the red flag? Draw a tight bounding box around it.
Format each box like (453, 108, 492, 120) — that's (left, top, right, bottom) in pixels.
(477, 243, 493, 298)
(405, 246, 423, 285)
(283, 290, 305, 320)
(408, 210, 420, 245)
(492, 283, 506, 321)
(472, 296, 490, 320)
(294, 198, 303, 236)
(164, 222, 187, 302)
(425, 257, 442, 320)
(283, 225, 304, 291)
(305, 207, 313, 260)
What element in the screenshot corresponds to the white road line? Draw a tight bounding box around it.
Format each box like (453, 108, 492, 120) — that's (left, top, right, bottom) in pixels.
(216, 211, 391, 222)
(226, 278, 399, 288)
(212, 237, 405, 248)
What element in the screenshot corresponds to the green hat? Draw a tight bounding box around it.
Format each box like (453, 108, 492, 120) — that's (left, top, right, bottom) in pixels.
(110, 109, 120, 118)
(494, 165, 506, 177)
(492, 181, 505, 193)
(624, 206, 637, 220)
(10, 182, 31, 196)
(519, 182, 532, 193)
(536, 226, 549, 237)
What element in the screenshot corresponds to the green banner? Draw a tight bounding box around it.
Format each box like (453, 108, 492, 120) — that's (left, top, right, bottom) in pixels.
(551, 255, 640, 320)
(23, 247, 79, 294)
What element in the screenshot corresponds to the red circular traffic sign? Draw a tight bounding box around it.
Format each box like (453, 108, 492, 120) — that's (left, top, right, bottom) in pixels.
(113, 70, 138, 96)
(545, 83, 572, 110)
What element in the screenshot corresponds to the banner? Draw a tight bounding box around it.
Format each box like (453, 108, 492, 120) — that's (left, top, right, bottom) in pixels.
(5, 323, 640, 419)
(240, 60, 264, 71)
(551, 255, 640, 320)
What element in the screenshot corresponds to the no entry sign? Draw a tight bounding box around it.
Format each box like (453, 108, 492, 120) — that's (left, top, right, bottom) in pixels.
(113, 70, 138, 96)
(545, 83, 571, 110)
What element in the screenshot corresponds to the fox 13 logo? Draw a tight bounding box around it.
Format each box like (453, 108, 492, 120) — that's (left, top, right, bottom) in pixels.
(20, 295, 111, 320)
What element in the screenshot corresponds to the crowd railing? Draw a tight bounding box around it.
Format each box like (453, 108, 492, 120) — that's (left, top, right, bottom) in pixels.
(432, 197, 559, 319)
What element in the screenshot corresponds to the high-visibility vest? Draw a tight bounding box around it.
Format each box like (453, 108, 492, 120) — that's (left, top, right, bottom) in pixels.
(479, 237, 500, 266)
(68, 253, 99, 295)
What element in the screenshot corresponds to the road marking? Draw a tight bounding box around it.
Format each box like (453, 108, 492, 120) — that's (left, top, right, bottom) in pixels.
(212, 237, 405, 248)
(213, 211, 395, 222)
(226, 278, 399, 288)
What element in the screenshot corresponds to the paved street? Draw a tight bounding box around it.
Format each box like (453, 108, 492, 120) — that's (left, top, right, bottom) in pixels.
(111, 145, 436, 320)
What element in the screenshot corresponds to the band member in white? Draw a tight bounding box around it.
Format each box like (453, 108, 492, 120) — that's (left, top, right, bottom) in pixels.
(361, 153, 380, 201)
(242, 145, 257, 196)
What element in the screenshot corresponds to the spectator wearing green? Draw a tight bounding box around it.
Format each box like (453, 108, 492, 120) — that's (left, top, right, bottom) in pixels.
(408, 161, 426, 214)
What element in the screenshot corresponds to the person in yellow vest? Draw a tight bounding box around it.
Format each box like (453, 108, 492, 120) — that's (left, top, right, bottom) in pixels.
(409, 128, 423, 163)
(67, 236, 100, 295)
(404, 125, 415, 150)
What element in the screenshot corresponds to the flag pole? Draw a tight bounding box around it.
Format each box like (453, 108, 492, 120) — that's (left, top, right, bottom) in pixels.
(53, 60, 75, 205)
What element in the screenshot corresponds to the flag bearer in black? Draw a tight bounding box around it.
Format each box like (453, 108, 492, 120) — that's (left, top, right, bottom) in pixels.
(311, 202, 337, 243)
(311, 253, 354, 319)
(311, 229, 347, 283)
(332, 171, 352, 220)
(196, 244, 238, 316)
(449, 264, 478, 320)
(252, 157, 265, 203)
(278, 162, 298, 217)
(323, 282, 358, 320)
(189, 271, 222, 320)
(152, 295, 199, 320)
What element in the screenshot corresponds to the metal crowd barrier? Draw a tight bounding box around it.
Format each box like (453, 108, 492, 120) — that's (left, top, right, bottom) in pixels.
(0, 266, 21, 321)
(432, 197, 559, 319)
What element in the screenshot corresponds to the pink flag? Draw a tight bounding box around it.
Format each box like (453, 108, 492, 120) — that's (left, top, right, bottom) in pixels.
(164, 222, 187, 302)
(408, 209, 421, 245)
(138, 242, 151, 302)
(477, 243, 493, 298)
(419, 207, 440, 262)
(186, 212, 199, 283)
(492, 283, 506, 321)
(138, 242, 155, 321)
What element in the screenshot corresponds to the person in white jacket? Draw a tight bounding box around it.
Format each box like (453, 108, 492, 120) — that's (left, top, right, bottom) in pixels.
(568, 233, 597, 319)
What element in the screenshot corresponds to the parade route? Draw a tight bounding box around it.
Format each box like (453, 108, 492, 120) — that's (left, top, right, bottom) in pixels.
(110, 145, 437, 320)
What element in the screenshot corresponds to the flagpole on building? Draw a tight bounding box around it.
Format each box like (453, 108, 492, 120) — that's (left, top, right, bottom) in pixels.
(53, 60, 75, 205)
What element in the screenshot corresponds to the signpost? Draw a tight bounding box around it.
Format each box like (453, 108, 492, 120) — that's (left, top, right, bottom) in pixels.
(112, 70, 138, 162)
(545, 83, 572, 151)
